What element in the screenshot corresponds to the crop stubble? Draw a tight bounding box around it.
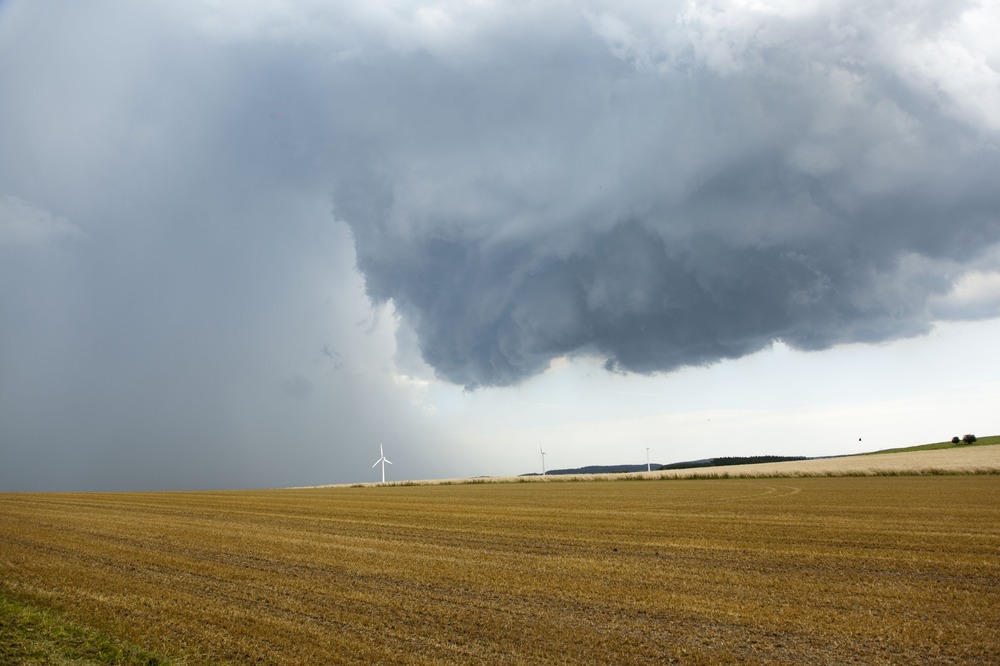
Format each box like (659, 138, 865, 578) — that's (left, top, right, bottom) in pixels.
(1, 477, 998, 664)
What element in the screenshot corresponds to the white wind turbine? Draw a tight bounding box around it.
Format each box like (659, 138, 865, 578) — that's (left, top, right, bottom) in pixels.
(372, 443, 393, 483)
(539, 444, 547, 475)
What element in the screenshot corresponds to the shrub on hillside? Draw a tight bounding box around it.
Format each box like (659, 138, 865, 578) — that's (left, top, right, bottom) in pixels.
(952, 436, 961, 444)
(962, 434, 977, 444)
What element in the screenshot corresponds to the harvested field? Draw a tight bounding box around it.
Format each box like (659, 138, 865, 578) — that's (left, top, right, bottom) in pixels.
(2, 473, 999, 664)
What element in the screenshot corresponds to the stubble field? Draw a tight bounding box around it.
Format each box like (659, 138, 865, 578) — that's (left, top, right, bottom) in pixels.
(2, 475, 999, 664)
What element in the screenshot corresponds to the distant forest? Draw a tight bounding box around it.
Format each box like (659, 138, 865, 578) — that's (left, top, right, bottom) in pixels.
(526, 464, 656, 476)
(527, 456, 812, 477)
(659, 456, 810, 470)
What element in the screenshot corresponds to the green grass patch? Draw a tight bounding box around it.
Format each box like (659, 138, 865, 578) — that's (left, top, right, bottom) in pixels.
(0, 589, 171, 665)
(865, 434, 1000, 455)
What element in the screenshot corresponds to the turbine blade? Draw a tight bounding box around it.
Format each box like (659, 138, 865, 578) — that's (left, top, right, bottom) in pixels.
(384, 458, 393, 464)
(372, 459, 381, 468)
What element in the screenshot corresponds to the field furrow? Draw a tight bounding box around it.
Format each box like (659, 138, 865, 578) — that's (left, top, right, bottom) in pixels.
(2, 476, 998, 664)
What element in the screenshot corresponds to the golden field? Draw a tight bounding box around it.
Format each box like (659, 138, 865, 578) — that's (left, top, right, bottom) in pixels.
(655, 444, 1000, 478)
(2, 474, 999, 664)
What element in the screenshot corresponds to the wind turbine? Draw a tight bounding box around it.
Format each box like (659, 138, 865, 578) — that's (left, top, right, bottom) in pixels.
(539, 444, 547, 475)
(646, 447, 651, 472)
(372, 443, 393, 483)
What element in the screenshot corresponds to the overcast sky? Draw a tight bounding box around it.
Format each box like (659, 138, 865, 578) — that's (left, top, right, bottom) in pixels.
(2, 0, 999, 491)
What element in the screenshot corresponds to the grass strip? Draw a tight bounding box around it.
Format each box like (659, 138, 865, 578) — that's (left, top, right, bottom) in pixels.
(865, 434, 999, 455)
(0, 589, 172, 665)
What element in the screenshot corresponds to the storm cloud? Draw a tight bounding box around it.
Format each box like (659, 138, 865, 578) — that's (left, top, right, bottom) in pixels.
(322, 1, 1000, 387)
(1, 0, 998, 490)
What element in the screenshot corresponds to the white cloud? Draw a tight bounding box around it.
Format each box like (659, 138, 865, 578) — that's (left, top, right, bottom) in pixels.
(879, 0, 1000, 132)
(931, 271, 1000, 320)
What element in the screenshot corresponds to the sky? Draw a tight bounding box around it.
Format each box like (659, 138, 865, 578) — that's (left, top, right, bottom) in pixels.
(1, 0, 999, 492)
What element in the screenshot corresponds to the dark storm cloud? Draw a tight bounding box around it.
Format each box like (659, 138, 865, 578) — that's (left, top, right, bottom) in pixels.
(320, 1, 1000, 387)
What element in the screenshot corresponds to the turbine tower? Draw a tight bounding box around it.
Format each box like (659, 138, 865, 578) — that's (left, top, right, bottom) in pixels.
(372, 443, 393, 483)
(646, 447, 651, 472)
(539, 444, 547, 475)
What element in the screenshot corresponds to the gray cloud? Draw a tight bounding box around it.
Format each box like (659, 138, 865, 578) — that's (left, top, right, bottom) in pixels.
(0, 195, 84, 247)
(0, 2, 452, 491)
(281, 375, 314, 400)
(321, 1, 1000, 387)
(1, 1, 998, 489)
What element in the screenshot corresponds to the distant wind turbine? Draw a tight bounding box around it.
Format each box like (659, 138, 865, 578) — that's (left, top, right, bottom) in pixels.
(646, 447, 651, 472)
(539, 444, 547, 475)
(372, 443, 393, 483)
